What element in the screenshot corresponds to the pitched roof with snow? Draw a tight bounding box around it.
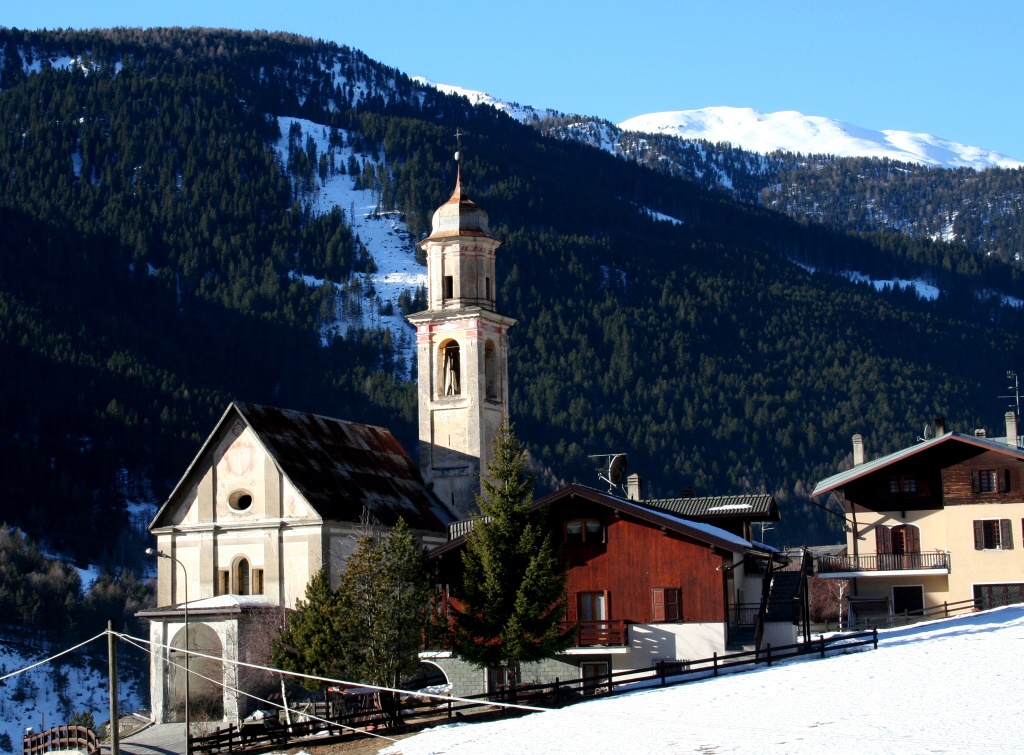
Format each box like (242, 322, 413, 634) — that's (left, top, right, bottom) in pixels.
(151, 402, 456, 532)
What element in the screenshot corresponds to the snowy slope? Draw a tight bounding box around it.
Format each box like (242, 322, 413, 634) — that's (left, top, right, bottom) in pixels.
(381, 605, 1024, 755)
(619, 107, 1023, 170)
(411, 77, 561, 123)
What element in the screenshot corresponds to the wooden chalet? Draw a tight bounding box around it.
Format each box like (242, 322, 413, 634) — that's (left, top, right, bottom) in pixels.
(812, 413, 1024, 625)
(425, 484, 802, 697)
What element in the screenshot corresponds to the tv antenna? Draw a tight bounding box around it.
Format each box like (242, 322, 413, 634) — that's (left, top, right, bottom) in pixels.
(1001, 370, 1020, 417)
(589, 453, 628, 494)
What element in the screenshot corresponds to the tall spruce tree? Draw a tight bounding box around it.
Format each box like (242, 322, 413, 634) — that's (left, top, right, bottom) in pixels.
(452, 421, 570, 679)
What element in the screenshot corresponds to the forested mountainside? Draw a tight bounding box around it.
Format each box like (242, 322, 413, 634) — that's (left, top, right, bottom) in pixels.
(538, 116, 1024, 263)
(1, 27, 1022, 563)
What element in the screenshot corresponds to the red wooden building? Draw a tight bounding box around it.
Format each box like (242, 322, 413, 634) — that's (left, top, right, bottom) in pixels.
(425, 484, 798, 697)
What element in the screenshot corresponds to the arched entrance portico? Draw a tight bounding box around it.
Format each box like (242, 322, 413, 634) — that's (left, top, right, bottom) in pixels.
(169, 623, 224, 722)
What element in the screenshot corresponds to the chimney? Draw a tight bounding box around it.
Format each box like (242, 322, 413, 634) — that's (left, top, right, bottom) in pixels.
(933, 415, 946, 436)
(975, 428, 987, 438)
(852, 434, 865, 466)
(1006, 412, 1019, 448)
(626, 473, 643, 502)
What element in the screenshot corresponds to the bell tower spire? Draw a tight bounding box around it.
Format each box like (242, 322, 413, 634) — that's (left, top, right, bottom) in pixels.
(407, 151, 515, 517)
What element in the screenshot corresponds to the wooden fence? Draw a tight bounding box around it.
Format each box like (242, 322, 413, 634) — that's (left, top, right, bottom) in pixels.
(23, 726, 99, 755)
(190, 629, 878, 753)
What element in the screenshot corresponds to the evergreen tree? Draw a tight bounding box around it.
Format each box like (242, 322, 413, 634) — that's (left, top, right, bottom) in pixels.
(452, 422, 570, 685)
(336, 518, 435, 727)
(270, 568, 342, 691)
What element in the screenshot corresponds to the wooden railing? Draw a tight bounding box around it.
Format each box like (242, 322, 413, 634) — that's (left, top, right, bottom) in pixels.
(560, 619, 628, 647)
(818, 551, 951, 574)
(190, 629, 879, 753)
(23, 726, 99, 755)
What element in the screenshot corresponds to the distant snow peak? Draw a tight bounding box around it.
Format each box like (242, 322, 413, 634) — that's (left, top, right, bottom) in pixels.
(618, 107, 1023, 171)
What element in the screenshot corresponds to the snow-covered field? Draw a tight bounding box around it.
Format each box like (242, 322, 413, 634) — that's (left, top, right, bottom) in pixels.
(381, 605, 1024, 755)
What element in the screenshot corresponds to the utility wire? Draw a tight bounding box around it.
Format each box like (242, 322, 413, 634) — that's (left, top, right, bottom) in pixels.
(116, 629, 551, 713)
(117, 633, 399, 743)
(0, 630, 107, 682)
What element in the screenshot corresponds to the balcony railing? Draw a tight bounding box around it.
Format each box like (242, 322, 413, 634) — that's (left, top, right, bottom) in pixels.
(561, 619, 628, 647)
(818, 551, 951, 575)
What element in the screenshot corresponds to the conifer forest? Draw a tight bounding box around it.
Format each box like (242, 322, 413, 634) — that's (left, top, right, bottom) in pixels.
(2, 27, 1024, 565)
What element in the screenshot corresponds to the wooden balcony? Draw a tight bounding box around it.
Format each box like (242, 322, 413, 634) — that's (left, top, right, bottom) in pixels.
(561, 619, 629, 647)
(818, 551, 950, 577)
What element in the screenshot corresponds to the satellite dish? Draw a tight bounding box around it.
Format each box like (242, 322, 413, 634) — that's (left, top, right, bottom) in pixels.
(923, 422, 933, 440)
(608, 454, 628, 486)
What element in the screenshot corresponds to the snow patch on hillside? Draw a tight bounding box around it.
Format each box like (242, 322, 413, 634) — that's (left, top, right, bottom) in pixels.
(619, 107, 1024, 170)
(272, 116, 425, 377)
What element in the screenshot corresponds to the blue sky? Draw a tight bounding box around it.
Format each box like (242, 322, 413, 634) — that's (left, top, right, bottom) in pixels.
(4, 0, 1023, 160)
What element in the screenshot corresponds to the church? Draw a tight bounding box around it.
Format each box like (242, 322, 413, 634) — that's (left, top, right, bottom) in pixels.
(141, 160, 515, 722)
(142, 159, 798, 723)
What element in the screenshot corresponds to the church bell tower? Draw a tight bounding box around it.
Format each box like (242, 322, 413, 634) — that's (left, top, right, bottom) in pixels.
(407, 156, 515, 517)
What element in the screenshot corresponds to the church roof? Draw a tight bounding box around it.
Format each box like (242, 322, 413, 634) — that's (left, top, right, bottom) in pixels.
(151, 402, 456, 532)
(422, 168, 495, 242)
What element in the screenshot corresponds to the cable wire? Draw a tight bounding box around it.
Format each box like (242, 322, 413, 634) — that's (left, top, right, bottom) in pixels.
(0, 630, 107, 683)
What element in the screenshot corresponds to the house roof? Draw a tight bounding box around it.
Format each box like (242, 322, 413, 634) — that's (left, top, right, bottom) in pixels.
(432, 484, 759, 558)
(151, 402, 456, 532)
(640, 493, 779, 522)
(811, 431, 1024, 498)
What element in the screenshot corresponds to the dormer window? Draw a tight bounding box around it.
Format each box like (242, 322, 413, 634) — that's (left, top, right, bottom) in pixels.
(565, 519, 605, 545)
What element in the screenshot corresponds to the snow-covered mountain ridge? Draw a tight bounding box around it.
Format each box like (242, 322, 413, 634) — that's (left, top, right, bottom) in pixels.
(414, 79, 1021, 170)
(620, 107, 1023, 170)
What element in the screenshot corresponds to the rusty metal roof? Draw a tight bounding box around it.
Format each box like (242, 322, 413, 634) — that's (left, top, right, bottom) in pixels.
(640, 494, 779, 522)
(235, 403, 454, 530)
(152, 402, 455, 533)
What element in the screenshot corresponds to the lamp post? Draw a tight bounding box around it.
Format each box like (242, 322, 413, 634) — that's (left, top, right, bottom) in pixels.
(147, 547, 191, 755)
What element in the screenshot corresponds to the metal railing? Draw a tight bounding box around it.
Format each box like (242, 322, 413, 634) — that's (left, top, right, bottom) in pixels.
(818, 551, 951, 574)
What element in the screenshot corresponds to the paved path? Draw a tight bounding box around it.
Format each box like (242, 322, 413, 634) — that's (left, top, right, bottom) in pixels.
(108, 723, 186, 755)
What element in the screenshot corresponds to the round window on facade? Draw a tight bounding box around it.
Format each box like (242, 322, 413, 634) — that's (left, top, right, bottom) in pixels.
(228, 490, 253, 511)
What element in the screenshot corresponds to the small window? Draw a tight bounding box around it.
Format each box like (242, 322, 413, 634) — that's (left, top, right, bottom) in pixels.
(443, 275, 454, 299)
(565, 519, 605, 544)
(979, 470, 998, 493)
(218, 570, 230, 596)
(252, 568, 264, 595)
(888, 476, 917, 495)
(974, 519, 1013, 550)
(485, 276, 491, 300)
(237, 558, 251, 595)
(652, 587, 682, 622)
(228, 490, 253, 511)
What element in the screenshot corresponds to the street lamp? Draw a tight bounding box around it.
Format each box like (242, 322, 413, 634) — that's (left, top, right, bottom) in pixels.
(147, 547, 191, 755)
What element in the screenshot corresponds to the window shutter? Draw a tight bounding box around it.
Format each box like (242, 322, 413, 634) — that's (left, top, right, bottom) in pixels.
(603, 590, 611, 620)
(875, 525, 892, 555)
(566, 593, 578, 623)
(972, 470, 981, 493)
(1000, 519, 1013, 550)
(666, 588, 681, 621)
(1001, 470, 1011, 493)
(905, 525, 920, 554)
(974, 520, 985, 550)
(652, 588, 666, 622)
